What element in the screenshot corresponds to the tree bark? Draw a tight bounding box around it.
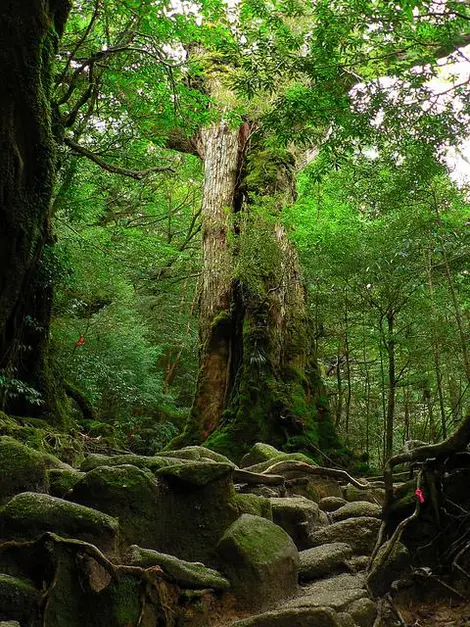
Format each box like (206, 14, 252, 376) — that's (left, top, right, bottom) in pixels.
(172, 132, 339, 461)
(190, 121, 241, 439)
(0, 0, 71, 422)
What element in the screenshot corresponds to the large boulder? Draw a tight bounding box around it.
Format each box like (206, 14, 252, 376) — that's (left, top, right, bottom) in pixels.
(0, 437, 64, 503)
(126, 545, 229, 590)
(216, 514, 299, 610)
(331, 501, 382, 522)
(240, 443, 283, 468)
(0, 492, 118, 554)
(269, 497, 319, 549)
(319, 497, 347, 513)
(67, 464, 159, 547)
(309, 518, 381, 555)
(231, 606, 342, 627)
(299, 543, 352, 581)
(80, 453, 175, 473)
(146, 461, 239, 564)
(343, 485, 384, 505)
(286, 573, 368, 613)
(158, 446, 235, 465)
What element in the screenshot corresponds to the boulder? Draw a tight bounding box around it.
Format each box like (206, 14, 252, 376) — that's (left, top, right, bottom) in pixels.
(270, 497, 319, 549)
(0, 573, 40, 625)
(331, 502, 382, 522)
(243, 453, 315, 474)
(0, 492, 118, 554)
(337, 613, 357, 627)
(143, 461, 239, 564)
(287, 574, 367, 613)
(155, 461, 234, 486)
(80, 453, 175, 473)
(235, 493, 272, 520)
(48, 468, 84, 498)
(319, 497, 347, 513)
(348, 598, 377, 627)
(299, 543, 353, 581)
(158, 446, 235, 465)
(126, 545, 229, 590)
(343, 485, 384, 505)
(240, 443, 283, 468)
(68, 464, 159, 547)
(309, 518, 381, 555)
(217, 514, 299, 610)
(0, 622, 21, 627)
(231, 606, 342, 627)
(0, 437, 52, 503)
(366, 540, 410, 597)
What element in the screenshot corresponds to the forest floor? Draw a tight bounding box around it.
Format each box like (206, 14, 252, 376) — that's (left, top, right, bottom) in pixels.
(398, 599, 470, 626)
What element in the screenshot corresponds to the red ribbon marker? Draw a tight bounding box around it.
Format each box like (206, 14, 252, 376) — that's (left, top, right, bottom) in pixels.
(75, 335, 85, 346)
(415, 488, 425, 504)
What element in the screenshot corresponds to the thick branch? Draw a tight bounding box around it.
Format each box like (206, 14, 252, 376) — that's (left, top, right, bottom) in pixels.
(64, 137, 175, 179)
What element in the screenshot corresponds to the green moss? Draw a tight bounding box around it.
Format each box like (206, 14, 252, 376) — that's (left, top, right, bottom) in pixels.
(234, 493, 272, 520)
(0, 436, 49, 502)
(0, 492, 118, 553)
(69, 464, 159, 547)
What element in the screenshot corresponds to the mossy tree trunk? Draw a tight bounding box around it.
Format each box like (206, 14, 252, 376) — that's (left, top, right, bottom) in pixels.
(0, 0, 71, 422)
(172, 128, 339, 461)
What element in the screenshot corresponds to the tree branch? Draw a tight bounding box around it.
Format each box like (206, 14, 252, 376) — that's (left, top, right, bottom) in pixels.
(64, 137, 175, 179)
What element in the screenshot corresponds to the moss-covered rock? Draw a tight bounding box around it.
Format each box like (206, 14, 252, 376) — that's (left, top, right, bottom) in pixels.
(67, 464, 159, 547)
(156, 461, 234, 486)
(270, 497, 320, 549)
(0, 574, 40, 625)
(234, 493, 272, 520)
(216, 514, 299, 610)
(231, 606, 342, 627)
(242, 452, 316, 474)
(0, 437, 49, 502)
(80, 453, 175, 473)
(319, 497, 347, 512)
(47, 468, 84, 498)
(240, 443, 282, 468)
(331, 501, 382, 522)
(299, 543, 353, 581)
(158, 446, 235, 465)
(343, 485, 384, 505)
(0, 492, 118, 554)
(309, 518, 382, 555)
(126, 545, 230, 590)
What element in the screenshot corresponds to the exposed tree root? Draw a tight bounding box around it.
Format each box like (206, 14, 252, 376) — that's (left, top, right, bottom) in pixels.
(384, 414, 470, 504)
(0, 533, 172, 627)
(261, 460, 379, 489)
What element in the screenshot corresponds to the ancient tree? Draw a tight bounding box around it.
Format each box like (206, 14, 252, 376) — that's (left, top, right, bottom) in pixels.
(0, 0, 71, 421)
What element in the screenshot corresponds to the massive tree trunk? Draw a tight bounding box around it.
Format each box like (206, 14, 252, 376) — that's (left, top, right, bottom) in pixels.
(172, 127, 339, 461)
(0, 0, 71, 422)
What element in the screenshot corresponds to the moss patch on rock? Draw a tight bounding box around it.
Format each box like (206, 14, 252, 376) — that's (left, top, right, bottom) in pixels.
(127, 545, 230, 590)
(68, 464, 159, 548)
(0, 574, 40, 625)
(0, 492, 118, 554)
(217, 514, 299, 610)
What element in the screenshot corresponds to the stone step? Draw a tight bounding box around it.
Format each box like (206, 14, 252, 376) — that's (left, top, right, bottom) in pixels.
(299, 543, 353, 582)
